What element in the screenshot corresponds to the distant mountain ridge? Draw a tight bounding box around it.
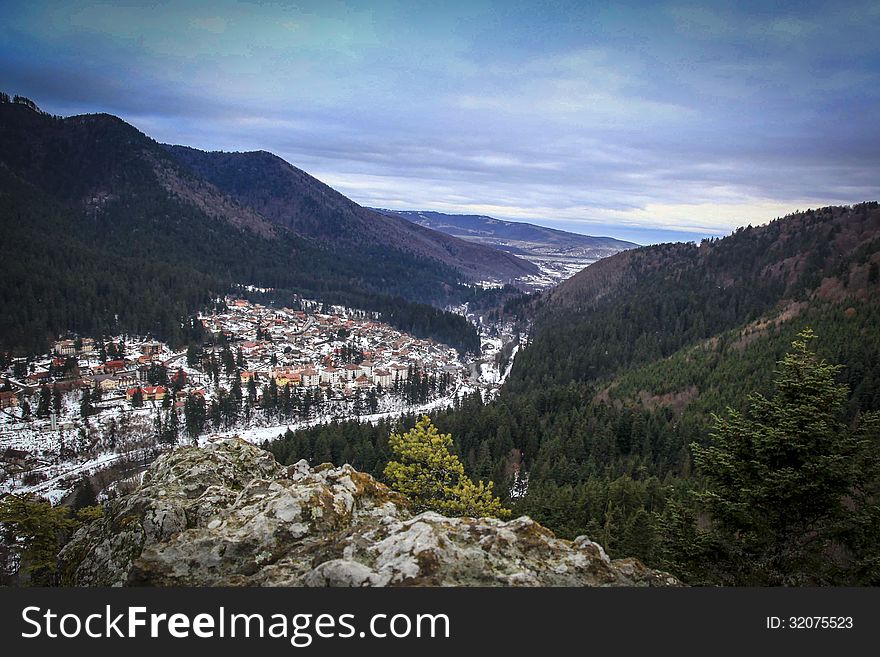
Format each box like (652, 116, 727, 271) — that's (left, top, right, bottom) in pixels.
(376, 209, 638, 287)
(164, 147, 539, 283)
(376, 209, 637, 256)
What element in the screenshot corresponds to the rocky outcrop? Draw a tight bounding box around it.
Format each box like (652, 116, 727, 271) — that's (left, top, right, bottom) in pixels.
(59, 439, 681, 587)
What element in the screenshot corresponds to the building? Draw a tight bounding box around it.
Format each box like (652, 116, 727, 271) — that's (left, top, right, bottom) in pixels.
(0, 390, 19, 409)
(53, 339, 77, 356)
(373, 369, 392, 387)
(142, 342, 163, 356)
(391, 364, 409, 382)
(321, 366, 341, 385)
(301, 368, 320, 388)
(126, 385, 167, 403)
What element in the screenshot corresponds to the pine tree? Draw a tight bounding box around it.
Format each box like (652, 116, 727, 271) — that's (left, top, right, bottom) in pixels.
(690, 329, 880, 585)
(71, 477, 97, 511)
(384, 416, 511, 519)
(0, 494, 76, 585)
(36, 385, 51, 418)
(52, 386, 62, 415)
(79, 388, 93, 418)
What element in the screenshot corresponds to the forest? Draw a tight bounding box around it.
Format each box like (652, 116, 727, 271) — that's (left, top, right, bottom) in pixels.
(269, 204, 880, 585)
(0, 100, 483, 355)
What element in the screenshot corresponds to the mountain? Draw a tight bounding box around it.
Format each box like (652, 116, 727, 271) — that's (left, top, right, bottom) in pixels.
(164, 147, 539, 284)
(376, 209, 638, 287)
(283, 203, 880, 582)
(514, 203, 880, 392)
(0, 95, 516, 354)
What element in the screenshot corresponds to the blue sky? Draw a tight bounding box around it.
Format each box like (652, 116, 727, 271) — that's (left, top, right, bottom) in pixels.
(2, 0, 878, 244)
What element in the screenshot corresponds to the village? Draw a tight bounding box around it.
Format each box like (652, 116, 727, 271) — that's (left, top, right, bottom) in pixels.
(0, 296, 520, 504)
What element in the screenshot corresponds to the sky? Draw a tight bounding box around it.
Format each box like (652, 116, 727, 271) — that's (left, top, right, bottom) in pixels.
(1, 0, 879, 244)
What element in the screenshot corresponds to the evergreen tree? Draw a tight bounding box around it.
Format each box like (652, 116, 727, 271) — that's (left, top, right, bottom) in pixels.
(79, 387, 93, 418)
(0, 494, 76, 585)
(384, 416, 511, 519)
(186, 344, 200, 367)
(71, 477, 98, 512)
(162, 408, 179, 445)
(52, 386, 62, 415)
(36, 385, 51, 418)
(689, 329, 880, 585)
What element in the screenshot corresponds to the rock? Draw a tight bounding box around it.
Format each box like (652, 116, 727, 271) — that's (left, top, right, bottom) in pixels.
(58, 438, 681, 587)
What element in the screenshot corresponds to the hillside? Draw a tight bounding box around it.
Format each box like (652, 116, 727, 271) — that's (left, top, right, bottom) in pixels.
(380, 209, 635, 255)
(0, 97, 492, 354)
(378, 209, 637, 287)
(513, 203, 880, 390)
(165, 147, 539, 283)
(273, 203, 880, 583)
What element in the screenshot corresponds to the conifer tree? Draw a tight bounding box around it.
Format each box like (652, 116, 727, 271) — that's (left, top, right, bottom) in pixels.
(690, 329, 880, 585)
(0, 494, 76, 585)
(384, 416, 511, 519)
(52, 386, 62, 415)
(79, 387, 93, 418)
(131, 387, 144, 408)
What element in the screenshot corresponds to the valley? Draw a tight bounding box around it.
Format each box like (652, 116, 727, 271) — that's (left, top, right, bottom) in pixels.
(377, 209, 638, 288)
(1, 93, 878, 589)
(0, 295, 522, 505)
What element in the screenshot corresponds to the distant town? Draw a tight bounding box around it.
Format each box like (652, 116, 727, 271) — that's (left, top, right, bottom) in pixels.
(0, 296, 520, 504)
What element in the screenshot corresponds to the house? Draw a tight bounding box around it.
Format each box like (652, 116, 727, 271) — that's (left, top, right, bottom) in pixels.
(355, 374, 371, 388)
(391, 364, 409, 382)
(321, 366, 341, 385)
(1, 447, 29, 466)
(301, 368, 320, 388)
(373, 369, 392, 387)
(53, 339, 77, 356)
(126, 386, 167, 403)
(0, 390, 19, 409)
(98, 378, 119, 392)
(115, 371, 138, 387)
(344, 364, 362, 380)
(359, 361, 375, 377)
(26, 370, 50, 384)
(142, 342, 163, 357)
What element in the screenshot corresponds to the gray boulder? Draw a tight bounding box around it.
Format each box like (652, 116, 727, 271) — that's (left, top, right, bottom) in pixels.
(58, 438, 681, 587)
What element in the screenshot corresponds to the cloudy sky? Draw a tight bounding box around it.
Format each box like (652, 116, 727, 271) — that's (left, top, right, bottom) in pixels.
(2, 1, 878, 243)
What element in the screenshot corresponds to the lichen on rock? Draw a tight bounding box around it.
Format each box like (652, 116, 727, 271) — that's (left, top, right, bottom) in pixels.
(58, 438, 681, 587)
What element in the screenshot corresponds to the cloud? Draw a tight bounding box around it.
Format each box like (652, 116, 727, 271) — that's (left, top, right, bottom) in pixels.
(1, 0, 877, 241)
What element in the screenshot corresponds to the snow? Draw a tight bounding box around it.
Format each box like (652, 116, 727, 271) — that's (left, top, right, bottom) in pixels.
(1, 294, 529, 503)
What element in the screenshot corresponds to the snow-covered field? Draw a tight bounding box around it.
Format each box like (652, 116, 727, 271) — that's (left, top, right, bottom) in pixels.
(203, 383, 479, 447)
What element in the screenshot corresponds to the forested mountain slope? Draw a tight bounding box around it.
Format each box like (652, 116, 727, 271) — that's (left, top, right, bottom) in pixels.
(272, 203, 880, 584)
(164, 146, 539, 282)
(511, 203, 880, 391)
(0, 97, 486, 354)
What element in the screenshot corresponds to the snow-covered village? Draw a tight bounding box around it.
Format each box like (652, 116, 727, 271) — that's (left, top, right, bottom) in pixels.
(0, 296, 521, 505)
